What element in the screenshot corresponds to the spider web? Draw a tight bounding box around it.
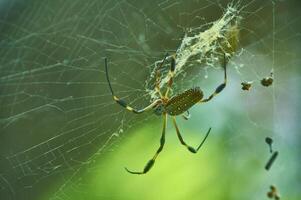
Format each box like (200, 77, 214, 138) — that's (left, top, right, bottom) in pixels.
(0, 0, 300, 199)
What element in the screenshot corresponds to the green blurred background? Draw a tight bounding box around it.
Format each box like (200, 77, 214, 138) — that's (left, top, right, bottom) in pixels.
(0, 0, 300, 200)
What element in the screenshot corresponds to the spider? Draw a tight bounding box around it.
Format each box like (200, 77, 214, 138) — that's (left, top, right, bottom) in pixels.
(104, 53, 227, 175)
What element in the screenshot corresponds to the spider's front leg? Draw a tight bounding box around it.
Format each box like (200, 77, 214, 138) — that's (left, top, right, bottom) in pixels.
(200, 53, 227, 103)
(164, 54, 176, 97)
(155, 53, 169, 98)
(125, 114, 167, 175)
(105, 58, 161, 113)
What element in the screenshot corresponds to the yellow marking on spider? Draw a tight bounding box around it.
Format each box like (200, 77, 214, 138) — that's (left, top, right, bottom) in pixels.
(126, 106, 133, 111)
(169, 72, 175, 77)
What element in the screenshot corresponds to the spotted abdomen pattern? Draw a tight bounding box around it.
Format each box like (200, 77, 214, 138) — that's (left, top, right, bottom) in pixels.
(165, 87, 203, 116)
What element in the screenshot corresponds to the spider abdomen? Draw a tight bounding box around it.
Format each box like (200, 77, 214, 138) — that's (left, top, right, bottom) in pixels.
(165, 87, 203, 116)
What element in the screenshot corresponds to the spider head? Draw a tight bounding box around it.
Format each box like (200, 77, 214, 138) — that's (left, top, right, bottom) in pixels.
(153, 103, 165, 116)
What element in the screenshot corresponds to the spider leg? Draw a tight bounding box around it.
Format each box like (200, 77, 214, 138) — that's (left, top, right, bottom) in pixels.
(164, 54, 176, 97)
(125, 114, 167, 175)
(155, 53, 169, 98)
(105, 58, 161, 113)
(200, 53, 227, 103)
(172, 117, 211, 153)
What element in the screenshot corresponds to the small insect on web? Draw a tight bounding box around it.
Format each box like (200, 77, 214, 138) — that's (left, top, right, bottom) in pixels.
(267, 185, 281, 200)
(241, 81, 253, 91)
(104, 53, 228, 175)
(261, 72, 274, 87)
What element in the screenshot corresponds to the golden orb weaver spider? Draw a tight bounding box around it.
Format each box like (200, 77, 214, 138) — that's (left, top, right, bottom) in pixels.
(105, 53, 227, 175)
